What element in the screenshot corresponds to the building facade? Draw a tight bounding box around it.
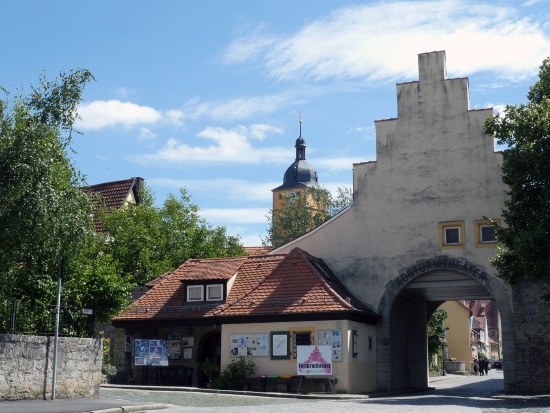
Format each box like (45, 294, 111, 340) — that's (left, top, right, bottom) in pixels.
(273, 51, 521, 392)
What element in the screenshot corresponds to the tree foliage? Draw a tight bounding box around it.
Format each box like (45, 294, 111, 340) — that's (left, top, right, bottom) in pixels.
(0, 69, 131, 329)
(98, 186, 245, 286)
(0, 69, 94, 303)
(484, 57, 550, 293)
(428, 308, 449, 370)
(264, 186, 352, 248)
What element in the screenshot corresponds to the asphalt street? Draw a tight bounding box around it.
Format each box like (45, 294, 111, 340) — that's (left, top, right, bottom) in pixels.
(1, 370, 549, 413)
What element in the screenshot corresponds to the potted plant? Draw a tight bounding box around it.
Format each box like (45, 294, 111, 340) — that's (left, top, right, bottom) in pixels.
(198, 358, 219, 388)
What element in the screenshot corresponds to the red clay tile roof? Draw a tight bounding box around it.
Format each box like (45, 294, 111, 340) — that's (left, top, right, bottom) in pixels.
(83, 177, 143, 232)
(213, 248, 372, 317)
(117, 257, 248, 320)
(114, 248, 378, 324)
(244, 246, 272, 256)
(84, 178, 143, 210)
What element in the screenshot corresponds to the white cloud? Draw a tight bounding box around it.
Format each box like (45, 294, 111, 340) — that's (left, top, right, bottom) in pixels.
(316, 156, 369, 172)
(139, 127, 156, 141)
(77, 100, 184, 130)
(200, 208, 269, 224)
(183, 93, 295, 121)
(223, 1, 550, 84)
(491, 104, 508, 116)
(131, 125, 291, 165)
(149, 177, 280, 203)
(77, 100, 162, 130)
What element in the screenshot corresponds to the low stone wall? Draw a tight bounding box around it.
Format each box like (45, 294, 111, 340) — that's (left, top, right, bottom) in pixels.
(0, 334, 102, 401)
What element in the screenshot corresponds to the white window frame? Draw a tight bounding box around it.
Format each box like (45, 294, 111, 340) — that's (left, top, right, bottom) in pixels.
(439, 221, 465, 249)
(474, 219, 501, 248)
(187, 285, 204, 302)
(206, 284, 224, 301)
(444, 227, 461, 245)
(479, 225, 497, 243)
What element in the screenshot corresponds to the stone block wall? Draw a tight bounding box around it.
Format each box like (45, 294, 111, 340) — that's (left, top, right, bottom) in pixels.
(0, 334, 102, 400)
(512, 282, 550, 394)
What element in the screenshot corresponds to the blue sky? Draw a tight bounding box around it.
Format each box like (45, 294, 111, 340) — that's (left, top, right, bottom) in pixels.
(2, 0, 549, 246)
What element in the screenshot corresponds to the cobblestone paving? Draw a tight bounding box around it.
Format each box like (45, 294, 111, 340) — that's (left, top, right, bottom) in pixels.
(101, 370, 550, 413)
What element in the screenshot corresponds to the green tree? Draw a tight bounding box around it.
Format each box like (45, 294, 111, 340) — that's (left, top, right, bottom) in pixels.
(0, 70, 136, 331)
(0, 70, 94, 304)
(484, 57, 550, 296)
(264, 186, 352, 248)
(98, 186, 245, 286)
(428, 308, 449, 371)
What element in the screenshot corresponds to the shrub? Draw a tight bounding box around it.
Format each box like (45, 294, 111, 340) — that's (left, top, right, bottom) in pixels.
(213, 357, 256, 390)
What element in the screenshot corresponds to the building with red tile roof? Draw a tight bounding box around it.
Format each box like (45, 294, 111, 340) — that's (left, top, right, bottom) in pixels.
(113, 247, 378, 392)
(83, 177, 144, 232)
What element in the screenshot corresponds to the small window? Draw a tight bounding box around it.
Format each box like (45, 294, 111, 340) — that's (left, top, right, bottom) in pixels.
(480, 225, 496, 243)
(187, 285, 204, 302)
(291, 330, 313, 359)
(444, 227, 461, 245)
(206, 284, 223, 301)
(475, 219, 500, 247)
(439, 221, 465, 249)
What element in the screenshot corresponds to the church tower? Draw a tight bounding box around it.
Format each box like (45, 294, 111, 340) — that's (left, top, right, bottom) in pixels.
(272, 119, 319, 214)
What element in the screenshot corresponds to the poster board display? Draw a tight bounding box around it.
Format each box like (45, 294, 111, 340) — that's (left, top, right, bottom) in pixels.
(135, 339, 169, 366)
(168, 339, 181, 360)
(296, 345, 332, 375)
(318, 330, 342, 361)
(229, 333, 269, 357)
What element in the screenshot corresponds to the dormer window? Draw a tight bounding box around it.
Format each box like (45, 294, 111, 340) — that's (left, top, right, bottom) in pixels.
(206, 284, 224, 301)
(187, 285, 204, 302)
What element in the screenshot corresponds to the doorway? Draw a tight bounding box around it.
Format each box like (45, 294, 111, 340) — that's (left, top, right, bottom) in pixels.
(197, 331, 221, 387)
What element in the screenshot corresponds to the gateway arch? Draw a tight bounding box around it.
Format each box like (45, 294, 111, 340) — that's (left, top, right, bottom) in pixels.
(378, 256, 515, 392)
(273, 51, 520, 393)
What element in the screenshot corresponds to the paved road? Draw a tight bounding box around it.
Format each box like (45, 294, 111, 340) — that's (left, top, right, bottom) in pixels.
(1, 370, 549, 413)
(129, 370, 549, 413)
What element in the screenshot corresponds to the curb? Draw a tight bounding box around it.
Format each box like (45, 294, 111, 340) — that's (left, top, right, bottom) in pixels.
(90, 404, 174, 413)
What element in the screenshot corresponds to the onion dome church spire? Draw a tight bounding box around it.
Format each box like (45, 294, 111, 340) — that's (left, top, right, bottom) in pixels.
(273, 119, 319, 191)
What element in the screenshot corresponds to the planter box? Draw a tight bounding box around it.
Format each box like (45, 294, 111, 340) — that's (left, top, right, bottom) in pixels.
(445, 361, 466, 373)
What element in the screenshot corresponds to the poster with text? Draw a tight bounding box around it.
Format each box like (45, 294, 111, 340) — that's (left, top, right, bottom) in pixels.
(134, 339, 169, 366)
(318, 330, 342, 361)
(297, 345, 333, 375)
(229, 333, 269, 357)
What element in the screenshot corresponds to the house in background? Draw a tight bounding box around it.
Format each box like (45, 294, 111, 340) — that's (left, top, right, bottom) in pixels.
(442, 299, 502, 372)
(440, 300, 472, 373)
(112, 247, 379, 393)
(83, 177, 144, 232)
(465, 300, 501, 361)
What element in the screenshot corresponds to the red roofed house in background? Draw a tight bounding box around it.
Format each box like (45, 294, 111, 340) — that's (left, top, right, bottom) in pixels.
(112, 247, 379, 393)
(84, 177, 144, 232)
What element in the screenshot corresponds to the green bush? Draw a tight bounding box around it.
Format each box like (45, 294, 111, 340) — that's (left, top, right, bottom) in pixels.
(213, 357, 256, 390)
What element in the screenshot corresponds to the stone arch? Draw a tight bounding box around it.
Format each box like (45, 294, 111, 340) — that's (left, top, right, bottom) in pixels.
(376, 255, 516, 392)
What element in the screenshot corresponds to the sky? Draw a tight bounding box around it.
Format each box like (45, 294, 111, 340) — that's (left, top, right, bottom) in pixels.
(2, 0, 549, 247)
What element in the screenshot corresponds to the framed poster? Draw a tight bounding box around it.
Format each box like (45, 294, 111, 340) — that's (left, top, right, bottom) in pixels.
(182, 337, 194, 347)
(134, 339, 169, 366)
(297, 345, 332, 375)
(229, 334, 269, 357)
(184, 348, 192, 359)
(318, 330, 342, 361)
(271, 331, 290, 360)
(168, 339, 181, 360)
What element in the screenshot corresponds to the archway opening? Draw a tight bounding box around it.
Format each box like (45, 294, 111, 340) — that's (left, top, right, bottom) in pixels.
(378, 257, 515, 393)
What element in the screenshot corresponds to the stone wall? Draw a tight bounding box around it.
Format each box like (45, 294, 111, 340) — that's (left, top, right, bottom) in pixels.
(0, 334, 102, 401)
(512, 282, 550, 394)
